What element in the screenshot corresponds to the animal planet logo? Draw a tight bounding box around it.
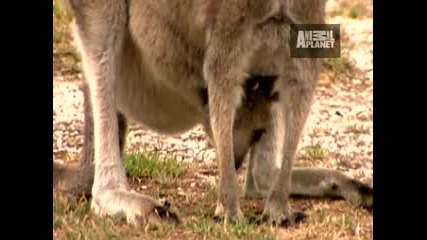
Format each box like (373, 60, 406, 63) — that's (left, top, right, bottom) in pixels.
(290, 24, 340, 58)
(296, 30, 335, 49)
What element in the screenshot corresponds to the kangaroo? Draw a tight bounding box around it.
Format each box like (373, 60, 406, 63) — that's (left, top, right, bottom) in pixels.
(58, 0, 372, 226)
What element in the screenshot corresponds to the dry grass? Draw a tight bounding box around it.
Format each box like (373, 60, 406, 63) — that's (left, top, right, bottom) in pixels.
(54, 154, 373, 239)
(329, 0, 372, 19)
(53, 0, 81, 78)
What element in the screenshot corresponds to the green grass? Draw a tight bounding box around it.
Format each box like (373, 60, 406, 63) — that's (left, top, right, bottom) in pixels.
(327, 1, 371, 19)
(348, 3, 370, 19)
(53, 0, 71, 18)
(325, 57, 353, 73)
(300, 146, 327, 160)
(124, 153, 186, 185)
(182, 219, 275, 240)
(53, 0, 63, 18)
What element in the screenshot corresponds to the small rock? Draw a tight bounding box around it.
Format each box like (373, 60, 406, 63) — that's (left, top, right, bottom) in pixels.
(178, 189, 185, 196)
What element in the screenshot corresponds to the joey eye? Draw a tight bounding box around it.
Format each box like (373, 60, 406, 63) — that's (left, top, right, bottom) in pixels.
(252, 81, 259, 91)
(250, 129, 266, 145)
(244, 77, 259, 92)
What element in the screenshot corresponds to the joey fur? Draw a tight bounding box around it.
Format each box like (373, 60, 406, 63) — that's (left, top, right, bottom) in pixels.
(59, 0, 372, 226)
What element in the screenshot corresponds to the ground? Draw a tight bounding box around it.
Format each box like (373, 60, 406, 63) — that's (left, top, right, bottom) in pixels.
(53, 0, 373, 239)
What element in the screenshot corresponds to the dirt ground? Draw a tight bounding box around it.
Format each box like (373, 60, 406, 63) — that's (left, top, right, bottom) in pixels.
(53, 0, 373, 239)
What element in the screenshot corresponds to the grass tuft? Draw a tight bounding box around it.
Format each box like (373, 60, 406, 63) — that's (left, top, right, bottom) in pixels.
(348, 3, 370, 19)
(124, 152, 186, 185)
(300, 146, 327, 160)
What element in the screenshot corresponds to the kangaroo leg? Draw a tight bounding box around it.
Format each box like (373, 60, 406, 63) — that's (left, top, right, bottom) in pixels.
(68, 0, 179, 225)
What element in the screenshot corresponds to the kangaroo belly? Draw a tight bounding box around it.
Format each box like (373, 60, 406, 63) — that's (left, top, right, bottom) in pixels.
(114, 37, 205, 134)
(115, 81, 203, 134)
